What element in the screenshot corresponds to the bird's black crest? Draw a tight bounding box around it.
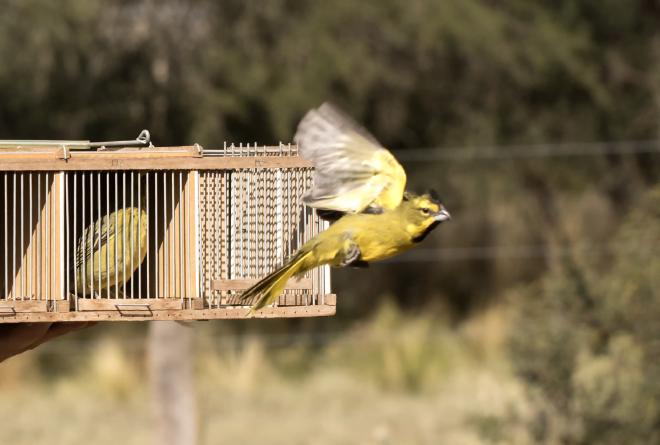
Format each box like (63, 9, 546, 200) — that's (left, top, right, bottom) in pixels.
(425, 189, 441, 204)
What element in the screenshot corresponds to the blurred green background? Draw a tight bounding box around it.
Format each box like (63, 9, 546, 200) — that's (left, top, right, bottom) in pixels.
(1, 1, 659, 444)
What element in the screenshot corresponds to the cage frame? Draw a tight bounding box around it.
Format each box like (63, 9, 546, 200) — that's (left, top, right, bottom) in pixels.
(0, 141, 336, 322)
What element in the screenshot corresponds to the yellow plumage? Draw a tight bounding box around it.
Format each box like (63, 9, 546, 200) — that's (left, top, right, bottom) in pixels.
(75, 200, 148, 296)
(242, 193, 450, 312)
(243, 103, 450, 313)
(295, 103, 407, 214)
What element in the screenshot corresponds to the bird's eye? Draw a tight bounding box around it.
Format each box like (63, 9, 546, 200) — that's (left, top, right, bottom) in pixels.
(421, 207, 430, 215)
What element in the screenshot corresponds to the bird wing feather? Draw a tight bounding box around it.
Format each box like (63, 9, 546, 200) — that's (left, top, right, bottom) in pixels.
(76, 212, 117, 268)
(295, 103, 406, 213)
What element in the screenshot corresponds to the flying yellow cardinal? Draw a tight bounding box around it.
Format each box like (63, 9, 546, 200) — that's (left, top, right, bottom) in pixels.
(241, 103, 450, 313)
(242, 191, 450, 312)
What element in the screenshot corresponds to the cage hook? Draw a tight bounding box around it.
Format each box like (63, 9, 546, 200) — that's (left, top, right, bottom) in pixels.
(193, 143, 203, 157)
(136, 129, 150, 145)
(88, 129, 153, 149)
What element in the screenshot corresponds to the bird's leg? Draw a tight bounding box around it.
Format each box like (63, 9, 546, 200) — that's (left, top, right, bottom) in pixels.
(338, 240, 367, 268)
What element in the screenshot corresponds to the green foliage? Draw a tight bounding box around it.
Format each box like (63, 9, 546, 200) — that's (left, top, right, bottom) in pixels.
(510, 187, 660, 444)
(0, 0, 659, 313)
(2, 0, 659, 144)
(2, 2, 660, 442)
(322, 301, 465, 392)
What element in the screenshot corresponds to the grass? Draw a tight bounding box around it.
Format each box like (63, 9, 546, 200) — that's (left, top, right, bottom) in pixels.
(0, 303, 534, 445)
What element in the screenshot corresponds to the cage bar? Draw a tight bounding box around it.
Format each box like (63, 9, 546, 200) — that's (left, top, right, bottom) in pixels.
(0, 143, 335, 321)
(0, 171, 65, 313)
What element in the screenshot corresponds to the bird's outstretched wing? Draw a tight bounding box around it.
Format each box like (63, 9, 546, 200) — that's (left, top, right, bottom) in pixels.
(295, 103, 406, 214)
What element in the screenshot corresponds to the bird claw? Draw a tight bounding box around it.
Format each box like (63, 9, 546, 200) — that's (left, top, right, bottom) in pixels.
(339, 242, 362, 267)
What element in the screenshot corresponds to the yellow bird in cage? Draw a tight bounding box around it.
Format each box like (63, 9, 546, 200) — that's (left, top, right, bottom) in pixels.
(241, 103, 450, 313)
(74, 187, 148, 297)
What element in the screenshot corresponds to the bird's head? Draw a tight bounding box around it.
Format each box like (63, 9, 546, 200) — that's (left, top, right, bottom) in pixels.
(400, 190, 451, 243)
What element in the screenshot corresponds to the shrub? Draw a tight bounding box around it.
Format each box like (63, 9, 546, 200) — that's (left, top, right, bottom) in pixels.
(510, 187, 660, 444)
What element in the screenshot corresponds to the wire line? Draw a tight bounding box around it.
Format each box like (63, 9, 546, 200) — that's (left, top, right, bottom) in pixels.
(384, 242, 652, 263)
(394, 139, 660, 162)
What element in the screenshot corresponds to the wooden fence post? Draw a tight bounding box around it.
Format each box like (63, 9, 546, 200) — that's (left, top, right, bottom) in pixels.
(149, 321, 197, 445)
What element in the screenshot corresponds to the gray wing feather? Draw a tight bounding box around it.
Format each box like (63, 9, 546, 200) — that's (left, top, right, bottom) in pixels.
(295, 103, 389, 212)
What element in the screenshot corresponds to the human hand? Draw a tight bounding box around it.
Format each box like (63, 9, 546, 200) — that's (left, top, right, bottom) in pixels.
(0, 322, 94, 363)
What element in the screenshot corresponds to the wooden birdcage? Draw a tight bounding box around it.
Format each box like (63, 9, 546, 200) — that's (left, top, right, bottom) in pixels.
(0, 132, 334, 322)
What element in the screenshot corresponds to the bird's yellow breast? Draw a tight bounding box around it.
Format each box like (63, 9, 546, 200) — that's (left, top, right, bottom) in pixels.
(306, 210, 416, 266)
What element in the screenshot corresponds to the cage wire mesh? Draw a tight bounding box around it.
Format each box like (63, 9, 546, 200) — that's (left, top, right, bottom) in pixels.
(200, 143, 330, 310)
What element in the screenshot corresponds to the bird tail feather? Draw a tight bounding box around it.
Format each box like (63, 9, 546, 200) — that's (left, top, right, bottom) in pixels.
(241, 250, 313, 315)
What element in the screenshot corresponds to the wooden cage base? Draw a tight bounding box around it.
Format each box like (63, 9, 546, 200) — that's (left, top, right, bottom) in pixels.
(0, 295, 336, 323)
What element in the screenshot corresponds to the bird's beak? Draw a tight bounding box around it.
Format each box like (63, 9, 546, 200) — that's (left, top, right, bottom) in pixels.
(434, 207, 451, 222)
